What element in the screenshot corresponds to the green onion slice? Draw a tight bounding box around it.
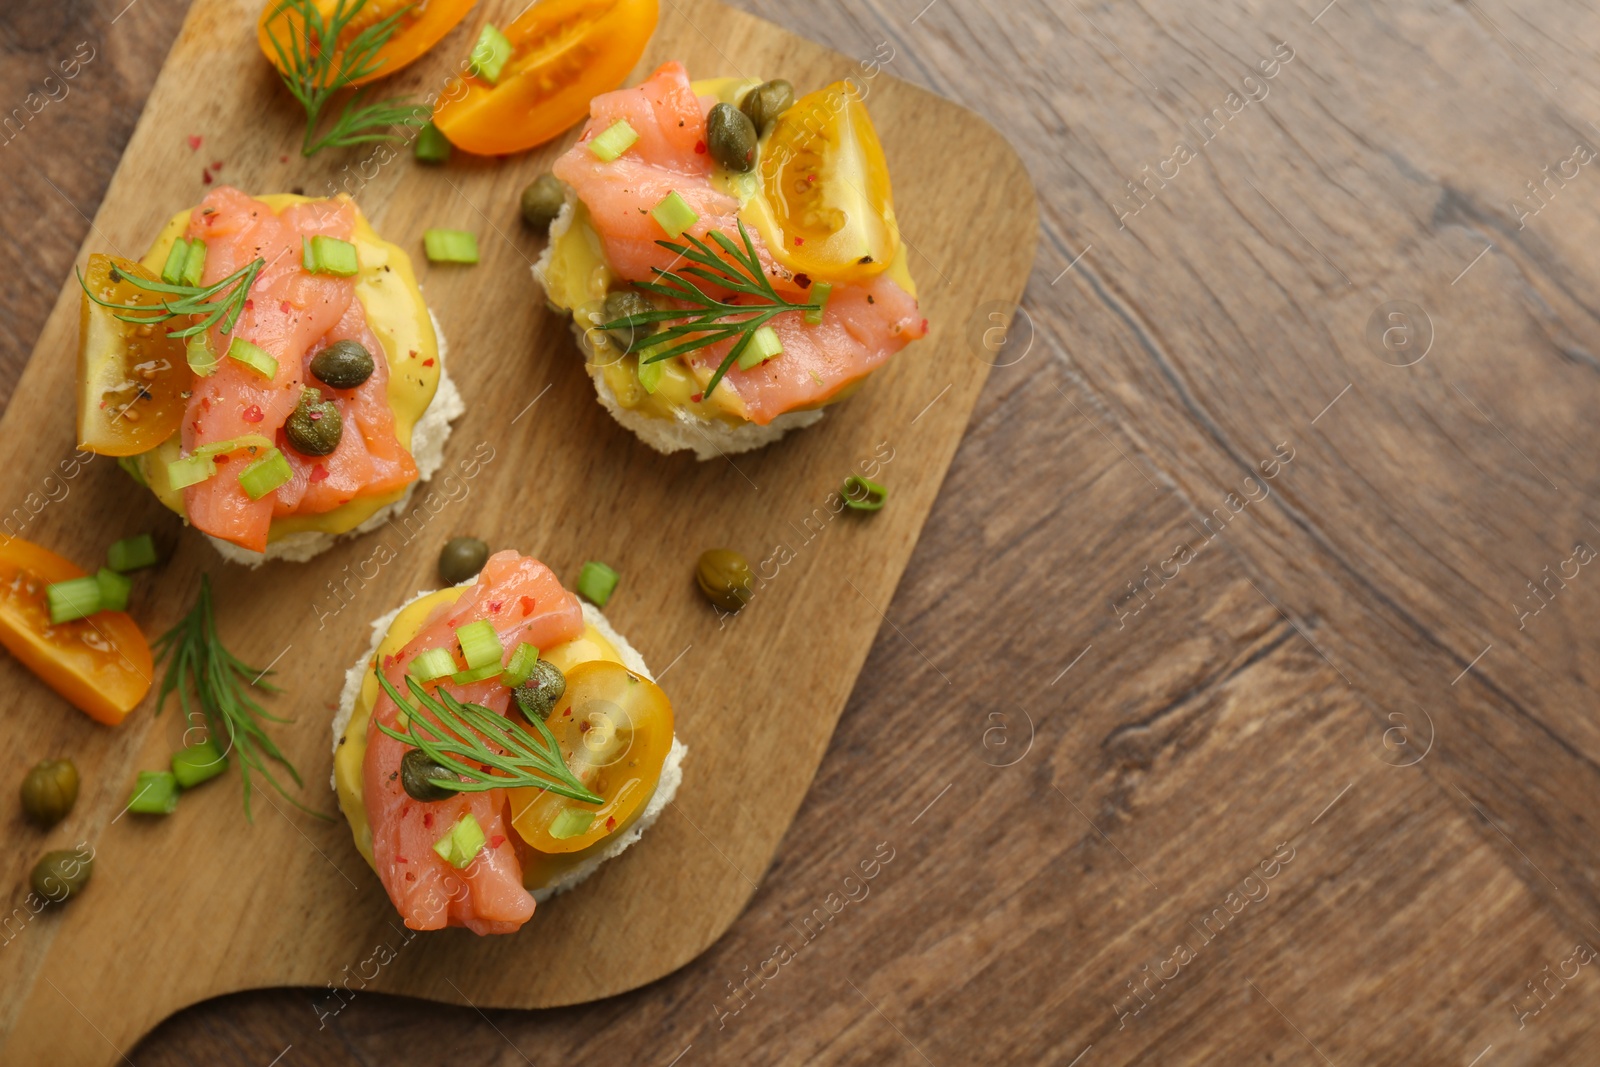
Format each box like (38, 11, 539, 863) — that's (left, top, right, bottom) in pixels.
(167, 453, 218, 490)
(46, 577, 102, 625)
(226, 337, 279, 379)
(455, 620, 503, 670)
(171, 739, 228, 788)
(181, 239, 207, 288)
(450, 663, 504, 686)
(467, 23, 514, 84)
(500, 642, 540, 687)
(651, 190, 699, 239)
(409, 647, 457, 682)
(415, 122, 452, 164)
(432, 812, 487, 868)
(576, 560, 619, 606)
(95, 568, 132, 613)
(548, 808, 596, 840)
(186, 334, 219, 377)
(842, 475, 888, 511)
(804, 282, 833, 325)
(303, 235, 359, 277)
(423, 229, 480, 264)
(127, 770, 180, 815)
(238, 448, 293, 501)
(588, 119, 638, 162)
(106, 533, 158, 572)
(160, 239, 191, 285)
(737, 324, 783, 370)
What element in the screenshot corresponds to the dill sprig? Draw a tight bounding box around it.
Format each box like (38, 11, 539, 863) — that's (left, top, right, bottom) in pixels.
(153, 576, 319, 820)
(599, 220, 824, 399)
(264, 0, 429, 157)
(374, 672, 602, 803)
(79, 257, 265, 340)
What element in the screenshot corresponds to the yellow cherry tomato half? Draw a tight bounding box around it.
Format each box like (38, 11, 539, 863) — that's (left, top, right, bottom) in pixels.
(509, 659, 674, 854)
(0, 538, 152, 726)
(431, 0, 659, 156)
(752, 80, 901, 284)
(77, 254, 191, 457)
(258, 0, 478, 89)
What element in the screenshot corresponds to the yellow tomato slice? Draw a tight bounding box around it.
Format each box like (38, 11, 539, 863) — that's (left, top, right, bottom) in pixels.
(752, 80, 900, 284)
(432, 0, 658, 156)
(77, 254, 191, 457)
(508, 660, 673, 854)
(258, 0, 477, 89)
(0, 539, 152, 726)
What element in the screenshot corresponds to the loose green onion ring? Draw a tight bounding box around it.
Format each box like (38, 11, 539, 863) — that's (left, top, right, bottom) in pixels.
(842, 475, 888, 512)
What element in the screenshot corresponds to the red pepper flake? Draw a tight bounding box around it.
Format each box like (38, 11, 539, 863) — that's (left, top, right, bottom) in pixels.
(244, 299, 254, 310)
(421, 358, 435, 367)
(383, 653, 397, 668)
(191, 420, 203, 432)
(396, 855, 408, 863)
(921, 318, 929, 332)
(423, 813, 434, 828)
(202, 171, 213, 185)
(563, 708, 572, 717)
(210, 160, 224, 171)
(280, 154, 289, 163)
(489, 600, 504, 613)
(408, 349, 418, 360)
(694, 139, 707, 154)
(310, 465, 329, 483)
(519, 595, 536, 615)
(488, 835, 504, 850)
(214, 454, 229, 464)
(279, 300, 291, 314)
(405, 872, 416, 882)
(794, 236, 805, 246)
(242, 404, 263, 423)
(806, 173, 817, 183)
(187, 135, 202, 151)
(579, 721, 591, 733)
(605, 816, 616, 830)
(690, 392, 703, 403)
(794, 273, 812, 289)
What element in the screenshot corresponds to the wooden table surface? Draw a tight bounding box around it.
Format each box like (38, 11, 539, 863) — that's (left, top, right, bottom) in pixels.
(6, 0, 1600, 1064)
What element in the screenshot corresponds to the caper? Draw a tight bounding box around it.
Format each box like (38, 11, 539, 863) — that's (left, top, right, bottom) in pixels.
(20, 758, 78, 828)
(310, 339, 375, 390)
(438, 536, 490, 585)
(707, 102, 758, 173)
(520, 172, 567, 231)
(739, 79, 794, 135)
(284, 388, 343, 457)
(696, 548, 754, 612)
(400, 748, 457, 802)
(31, 848, 93, 903)
(513, 660, 567, 721)
(603, 289, 658, 354)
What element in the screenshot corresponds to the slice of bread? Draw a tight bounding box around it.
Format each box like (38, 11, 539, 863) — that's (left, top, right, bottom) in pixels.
(334, 592, 685, 903)
(209, 310, 465, 566)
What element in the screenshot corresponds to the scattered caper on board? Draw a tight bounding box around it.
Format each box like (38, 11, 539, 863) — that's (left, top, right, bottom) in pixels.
(513, 660, 567, 720)
(400, 748, 457, 802)
(696, 549, 754, 612)
(310, 339, 375, 390)
(603, 290, 657, 353)
(20, 758, 78, 828)
(31, 848, 92, 903)
(438, 537, 490, 585)
(284, 388, 343, 456)
(707, 102, 758, 172)
(739, 79, 794, 135)
(520, 173, 567, 230)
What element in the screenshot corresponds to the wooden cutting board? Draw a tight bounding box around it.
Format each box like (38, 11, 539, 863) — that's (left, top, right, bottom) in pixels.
(0, 1, 1035, 1061)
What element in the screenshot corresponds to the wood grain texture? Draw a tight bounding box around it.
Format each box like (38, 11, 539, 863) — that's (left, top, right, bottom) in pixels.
(0, 1, 1035, 1063)
(8, 0, 1600, 1064)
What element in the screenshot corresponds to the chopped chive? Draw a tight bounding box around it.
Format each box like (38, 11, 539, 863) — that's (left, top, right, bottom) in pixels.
(186, 334, 219, 376)
(226, 337, 279, 379)
(576, 560, 619, 606)
(95, 568, 132, 613)
(238, 448, 292, 501)
(107, 533, 158, 572)
(467, 23, 514, 84)
(500, 642, 540, 687)
(432, 812, 487, 868)
(171, 739, 228, 788)
(117, 455, 148, 488)
(842, 475, 888, 511)
(180, 239, 207, 288)
(422, 229, 479, 264)
(450, 663, 504, 685)
(651, 190, 699, 239)
(636, 348, 664, 394)
(46, 577, 102, 625)
(303, 234, 359, 277)
(548, 808, 595, 840)
(409, 646, 457, 682)
(737, 325, 783, 370)
(415, 122, 452, 164)
(588, 119, 638, 162)
(804, 282, 833, 325)
(127, 770, 180, 815)
(160, 238, 191, 285)
(455, 620, 503, 670)
(167, 453, 217, 490)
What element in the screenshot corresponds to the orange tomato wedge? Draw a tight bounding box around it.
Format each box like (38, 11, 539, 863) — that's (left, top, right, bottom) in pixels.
(508, 659, 674, 853)
(0, 539, 152, 725)
(258, 0, 478, 89)
(753, 80, 901, 284)
(77, 254, 191, 457)
(432, 0, 659, 156)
